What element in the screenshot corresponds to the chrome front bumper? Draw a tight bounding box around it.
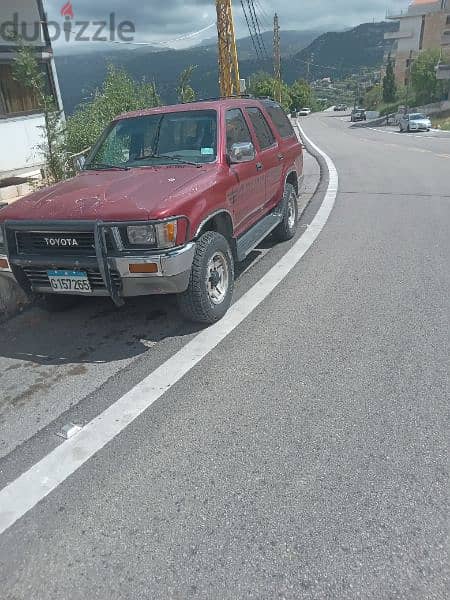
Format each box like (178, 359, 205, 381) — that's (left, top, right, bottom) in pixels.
(0, 242, 196, 300)
(111, 243, 196, 296)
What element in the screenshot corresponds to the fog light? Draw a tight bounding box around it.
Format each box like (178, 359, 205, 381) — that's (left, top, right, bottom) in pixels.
(129, 262, 158, 274)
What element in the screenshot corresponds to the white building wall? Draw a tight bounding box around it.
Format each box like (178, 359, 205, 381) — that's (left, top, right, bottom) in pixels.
(0, 0, 43, 46)
(396, 15, 423, 53)
(0, 114, 45, 176)
(0, 1, 64, 180)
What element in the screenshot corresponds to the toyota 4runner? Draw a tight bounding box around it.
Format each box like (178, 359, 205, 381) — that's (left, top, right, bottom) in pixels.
(0, 98, 303, 324)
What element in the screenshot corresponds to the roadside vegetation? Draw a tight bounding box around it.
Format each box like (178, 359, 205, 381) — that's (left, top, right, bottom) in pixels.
(431, 111, 450, 131)
(366, 49, 450, 116)
(11, 41, 68, 184)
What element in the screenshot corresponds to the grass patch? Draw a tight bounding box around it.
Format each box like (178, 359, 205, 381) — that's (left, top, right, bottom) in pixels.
(432, 110, 450, 131)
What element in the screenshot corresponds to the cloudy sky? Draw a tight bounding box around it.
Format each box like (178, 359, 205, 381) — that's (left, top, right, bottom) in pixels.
(43, 0, 407, 48)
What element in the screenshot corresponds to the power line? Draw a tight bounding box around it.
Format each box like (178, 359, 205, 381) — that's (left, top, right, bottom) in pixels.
(240, 0, 262, 60)
(244, 0, 265, 61)
(249, 0, 269, 60)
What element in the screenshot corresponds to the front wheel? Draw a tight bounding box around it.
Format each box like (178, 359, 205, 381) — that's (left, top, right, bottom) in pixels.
(177, 231, 234, 324)
(272, 183, 299, 243)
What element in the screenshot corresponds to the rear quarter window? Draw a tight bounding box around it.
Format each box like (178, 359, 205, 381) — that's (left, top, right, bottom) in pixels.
(246, 107, 276, 150)
(263, 103, 296, 139)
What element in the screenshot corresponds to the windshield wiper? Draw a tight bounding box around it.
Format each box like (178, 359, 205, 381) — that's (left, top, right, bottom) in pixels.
(134, 154, 201, 167)
(85, 162, 130, 171)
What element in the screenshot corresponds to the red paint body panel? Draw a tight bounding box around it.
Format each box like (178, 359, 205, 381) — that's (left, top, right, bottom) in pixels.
(0, 99, 303, 243)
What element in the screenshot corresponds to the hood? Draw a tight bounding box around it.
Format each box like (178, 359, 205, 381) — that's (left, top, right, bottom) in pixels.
(0, 165, 215, 223)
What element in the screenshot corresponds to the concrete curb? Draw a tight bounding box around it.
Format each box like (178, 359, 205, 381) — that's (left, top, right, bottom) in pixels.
(350, 116, 387, 128)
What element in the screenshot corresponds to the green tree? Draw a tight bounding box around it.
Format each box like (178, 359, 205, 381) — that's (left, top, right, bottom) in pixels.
(66, 65, 160, 156)
(383, 55, 397, 103)
(12, 42, 68, 182)
(411, 49, 449, 105)
(289, 79, 313, 112)
(364, 83, 383, 110)
(248, 72, 291, 112)
(177, 65, 197, 103)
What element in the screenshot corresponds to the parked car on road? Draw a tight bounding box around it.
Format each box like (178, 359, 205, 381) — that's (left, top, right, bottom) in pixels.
(298, 108, 312, 116)
(334, 104, 348, 112)
(350, 109, 366, 123)
(398, 113, 432, 133)
(0, 98, 303, 324)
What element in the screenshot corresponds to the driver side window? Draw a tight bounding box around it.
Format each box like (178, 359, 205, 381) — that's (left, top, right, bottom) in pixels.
(226, 109, 253, 154)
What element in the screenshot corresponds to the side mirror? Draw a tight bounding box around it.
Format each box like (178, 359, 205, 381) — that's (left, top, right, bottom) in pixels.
(71, 147, 91, 172)
(73, 154, 86, 172)
(229, 142, 256, 164)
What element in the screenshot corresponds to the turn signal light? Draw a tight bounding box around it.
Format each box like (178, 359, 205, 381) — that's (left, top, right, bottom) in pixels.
(0, 258, 9, 270)
(129, 262, 158, 274)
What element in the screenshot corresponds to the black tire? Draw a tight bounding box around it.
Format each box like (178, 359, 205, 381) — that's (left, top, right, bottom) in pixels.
(272, 183, 299, 243)
(37, 294, 80, 312)
(177, 231, 234, 324)
(407, 125, 411, 133)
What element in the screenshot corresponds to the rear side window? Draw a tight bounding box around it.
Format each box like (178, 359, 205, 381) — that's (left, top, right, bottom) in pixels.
(246, 107, 276, 150)
(226, 109, 252, 153)
(264, 103, 296, 139)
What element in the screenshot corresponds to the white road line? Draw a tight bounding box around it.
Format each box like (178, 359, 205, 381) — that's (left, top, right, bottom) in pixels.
(0, 126, 339, 536)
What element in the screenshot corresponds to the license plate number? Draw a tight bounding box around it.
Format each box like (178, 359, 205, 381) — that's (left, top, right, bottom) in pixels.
(47, 270, 92, 293)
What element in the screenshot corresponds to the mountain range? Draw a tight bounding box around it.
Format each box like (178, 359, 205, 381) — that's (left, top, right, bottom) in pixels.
(55, 21, 397, 115)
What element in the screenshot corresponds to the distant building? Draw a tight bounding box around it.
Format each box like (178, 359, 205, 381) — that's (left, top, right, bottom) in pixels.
(0, 0, 64, 182)
(385, 0, 450, 85)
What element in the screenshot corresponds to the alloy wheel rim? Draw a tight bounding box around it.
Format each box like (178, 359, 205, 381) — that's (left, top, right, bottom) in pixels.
(287, 194, 297, 230)
(206, 251, 229, 305)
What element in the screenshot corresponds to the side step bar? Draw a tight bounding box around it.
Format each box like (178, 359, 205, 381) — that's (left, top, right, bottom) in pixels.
(236, 213, 282, 262)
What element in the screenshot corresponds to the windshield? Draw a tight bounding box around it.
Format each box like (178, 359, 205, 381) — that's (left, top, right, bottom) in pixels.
(85, 110, 217, 169)
(409, 114, 427, 120)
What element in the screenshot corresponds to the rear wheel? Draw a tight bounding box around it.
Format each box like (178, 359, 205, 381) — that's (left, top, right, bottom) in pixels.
(272, 183, 299, 243)
(177, 231, 234, 324)
(37, 294, 80, 312)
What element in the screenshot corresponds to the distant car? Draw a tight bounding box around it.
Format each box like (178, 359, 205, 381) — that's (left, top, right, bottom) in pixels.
(398, 112, 432, 133)
(350, 109, 366, 122)
(334, 104, 347, 112)
(298, 108, 312, 116)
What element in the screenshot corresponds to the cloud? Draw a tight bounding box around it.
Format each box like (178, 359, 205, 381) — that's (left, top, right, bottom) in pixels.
(43, 0, 407, 46)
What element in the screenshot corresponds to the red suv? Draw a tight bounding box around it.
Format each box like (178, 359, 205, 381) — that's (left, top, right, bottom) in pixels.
(0, 98, 303, 323)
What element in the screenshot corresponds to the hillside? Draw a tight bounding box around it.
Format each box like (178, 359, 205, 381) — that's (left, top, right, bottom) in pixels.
(283, 21, 397, 81)
(55, 22, 397, 115)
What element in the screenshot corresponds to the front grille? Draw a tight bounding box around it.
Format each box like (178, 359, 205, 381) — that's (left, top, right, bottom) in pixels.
(15, 231, 115, 256)
(22, 266, 122, 293)
(16, 231, 96, 256)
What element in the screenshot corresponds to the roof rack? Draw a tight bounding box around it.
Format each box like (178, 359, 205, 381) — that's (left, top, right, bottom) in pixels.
(181, 94, 257, 104)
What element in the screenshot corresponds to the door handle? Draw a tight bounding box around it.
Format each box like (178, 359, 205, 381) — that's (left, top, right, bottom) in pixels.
(278, 153, 284, 161)
(256, 162, 263, 171)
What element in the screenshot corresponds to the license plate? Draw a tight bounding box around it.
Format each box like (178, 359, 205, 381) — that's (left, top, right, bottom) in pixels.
(47, 270, 92, 293)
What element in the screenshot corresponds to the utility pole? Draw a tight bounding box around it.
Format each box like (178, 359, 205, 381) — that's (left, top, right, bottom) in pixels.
(216, 0, 241, 97)
(406, 49, 413, 111)
(273, 13, 282, 103)
(306, 53, 314, 83)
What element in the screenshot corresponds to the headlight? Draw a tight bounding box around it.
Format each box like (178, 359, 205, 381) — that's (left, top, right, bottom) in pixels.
(155, 220, 178, 248)
(127, 224, 156, 245)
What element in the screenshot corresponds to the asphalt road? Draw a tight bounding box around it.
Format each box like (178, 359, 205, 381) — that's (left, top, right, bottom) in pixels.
(0, 112, 448, 599)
